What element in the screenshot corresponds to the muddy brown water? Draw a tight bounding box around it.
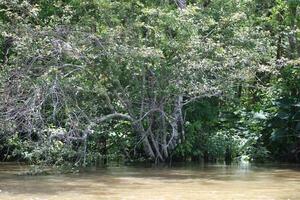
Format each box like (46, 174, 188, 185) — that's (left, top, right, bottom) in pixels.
(0, 162, 300, 200)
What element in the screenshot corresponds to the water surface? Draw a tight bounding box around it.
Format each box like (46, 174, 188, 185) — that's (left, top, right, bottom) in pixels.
(0, 163, 299, 200)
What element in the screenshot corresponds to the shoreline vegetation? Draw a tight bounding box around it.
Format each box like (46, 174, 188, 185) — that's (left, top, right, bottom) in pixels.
(0, 0, 299, 171)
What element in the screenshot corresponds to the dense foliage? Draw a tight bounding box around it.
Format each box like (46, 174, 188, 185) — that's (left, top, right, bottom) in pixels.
(0, 0, 299, 167)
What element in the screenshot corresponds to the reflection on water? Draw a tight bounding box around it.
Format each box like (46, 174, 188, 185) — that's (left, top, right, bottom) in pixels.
(0, 163, 300, 200)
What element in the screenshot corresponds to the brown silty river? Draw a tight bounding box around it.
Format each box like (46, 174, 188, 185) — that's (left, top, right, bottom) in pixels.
(0, 163, 300, 200)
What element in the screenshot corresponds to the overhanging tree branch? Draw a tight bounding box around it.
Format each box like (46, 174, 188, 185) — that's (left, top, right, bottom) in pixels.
(94, 113, 134, 123)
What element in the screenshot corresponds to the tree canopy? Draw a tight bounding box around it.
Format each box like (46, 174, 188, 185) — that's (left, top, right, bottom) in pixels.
(0, 0, 299, 167)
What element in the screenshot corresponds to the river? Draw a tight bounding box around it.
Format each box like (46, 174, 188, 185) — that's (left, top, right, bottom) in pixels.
(0, 162, 299, 200)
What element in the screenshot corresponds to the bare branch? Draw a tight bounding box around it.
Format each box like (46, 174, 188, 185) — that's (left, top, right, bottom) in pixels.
(94, 113, 134, 123)
(183, 91, 222, 106)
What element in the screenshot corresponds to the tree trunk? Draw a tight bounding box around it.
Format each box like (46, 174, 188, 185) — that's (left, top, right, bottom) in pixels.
(288, 4, 298, 59)
(276, 33, 283, 60)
